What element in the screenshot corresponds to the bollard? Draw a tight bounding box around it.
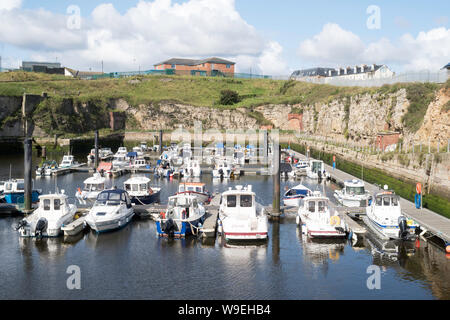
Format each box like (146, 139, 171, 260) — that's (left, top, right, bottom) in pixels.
(24, 138, 32, 212)
(159, 130, 163, 155)
(272, 144, 281, 217)
(94, 130, 99, 169)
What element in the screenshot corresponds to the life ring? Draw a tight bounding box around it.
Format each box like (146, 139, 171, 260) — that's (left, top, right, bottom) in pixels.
(77, 187, 81, 195)
(330, 215, 341, 226)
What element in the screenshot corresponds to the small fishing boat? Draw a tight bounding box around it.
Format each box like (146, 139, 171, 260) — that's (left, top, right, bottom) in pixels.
(218, 185, 268, 241)
(1, 179, 41, 204)
(182, 159, 201, 178)
(306, 159, 325, 179)
(75, 173, 108, 205)
(296, 191, 348, 238)
(85, 189, 134, 233)
(112, 154, 128, 168)
(132, 147, 144, 158)
(140, 141, 148, 152)
(212, 160, 232, 178)
(16, 191, 77, 237)
(295, 160, 309, 169)
(334, 179, 371, 207)
(155, 194, 206, 238)
(97, 162, 113, 176)
(35, 160, 58, 177)
(155, 160, 173, 178)
(283, 184, 312, 207)
(176, 182, 210, 203)
(123, 176, 160, 205)
(131, 158, 149, 169)
(59, 155, 79, 169)
(364, 186, 417, 240)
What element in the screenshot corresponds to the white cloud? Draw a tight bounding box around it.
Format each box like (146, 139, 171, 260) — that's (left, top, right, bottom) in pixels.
(0, 0, 22, 11)
(0, 0, 282, 73)
(298, 23, 450, 71)
(257, 41, 289, 76)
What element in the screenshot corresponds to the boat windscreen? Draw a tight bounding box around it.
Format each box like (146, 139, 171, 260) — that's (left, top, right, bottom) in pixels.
(346, 186, 365, 195)
(240, 195, 253, 207)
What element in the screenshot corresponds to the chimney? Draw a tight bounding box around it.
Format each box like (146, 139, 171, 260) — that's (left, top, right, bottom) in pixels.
(344, 67, 347, 75)
(354, 66, 358, 73)
(328, 70, 332, 77)
(371, 64, 375, 71)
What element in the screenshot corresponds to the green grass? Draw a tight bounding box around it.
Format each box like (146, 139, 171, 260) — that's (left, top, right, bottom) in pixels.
(283, 142, 450, 218)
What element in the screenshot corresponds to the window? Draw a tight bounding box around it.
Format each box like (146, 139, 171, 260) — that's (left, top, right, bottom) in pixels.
(226, 64, 230, 69)
(227, 195, 236, 207)
(308, 201, 315, 213)
(140, 184, 147, 191)
(240, 195, 252, 207)
(44, 199, 51, 211)
(125, 184, 131, 191)
(211, 63, 214, 69)
(54, 199, 61, 210)
(376, 197, 382, 206)
(132, 184, 138, 192)
(383, 197, 390, 206)
(318, 201, 326, 212)
(391, 197, 398, 206)
(171, 64, 175, 69)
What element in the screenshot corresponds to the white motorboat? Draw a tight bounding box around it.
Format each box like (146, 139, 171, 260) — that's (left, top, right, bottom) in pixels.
(212, 160, 232, 178)
(75, 173, 108, 205)
(59, 155, 78, 169)
(364, 186, 417, 240)
(306, 159, 330, 180)
(100, 148, 114, 160)
(283, 184, 312, 207)
(182, 159, 201, 178)
(295, 160, 309, 169)
(2, 178, 41, 204)
(132, 146, 144, 158)
(140, 141, 148, 152)
(85, 189, 134, 233)
(16, 192, 77, 237)
(124, 176, 160, 205)
(155, 194, 206, 237)
(131, 157, 149, 169)
(218, 185, 268, 241)
(36, 160, 58, 177)
(155, 160, 173, 178)
(334, 179, 371, 207)
(296, 191, 348, 238)
(112, 154, 129, 168)
(176, 182, 210, 203)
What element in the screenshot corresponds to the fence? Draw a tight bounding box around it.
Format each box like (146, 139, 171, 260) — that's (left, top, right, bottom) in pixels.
(90, 69, 273, 80)
(294, 70, 449, 87)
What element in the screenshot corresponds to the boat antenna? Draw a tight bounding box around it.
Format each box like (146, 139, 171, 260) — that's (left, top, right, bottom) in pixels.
(9, 163, 12, 180)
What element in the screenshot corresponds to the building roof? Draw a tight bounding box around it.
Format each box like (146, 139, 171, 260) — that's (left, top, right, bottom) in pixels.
(154, 57, 235, 66)
(291, 64, 386, 78)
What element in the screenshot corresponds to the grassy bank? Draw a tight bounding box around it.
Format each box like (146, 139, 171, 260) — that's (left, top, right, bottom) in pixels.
(2, 71, 446, 110)
(283, 142, 450, 218)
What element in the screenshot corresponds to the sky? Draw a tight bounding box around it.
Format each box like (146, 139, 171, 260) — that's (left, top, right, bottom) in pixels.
(0, 0, 449, 75)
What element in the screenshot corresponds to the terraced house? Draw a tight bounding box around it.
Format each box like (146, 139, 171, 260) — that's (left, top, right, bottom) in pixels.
(154, 57, 235, 76)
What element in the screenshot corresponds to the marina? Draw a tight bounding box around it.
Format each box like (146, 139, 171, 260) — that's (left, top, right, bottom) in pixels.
(0, 145, 449, 300)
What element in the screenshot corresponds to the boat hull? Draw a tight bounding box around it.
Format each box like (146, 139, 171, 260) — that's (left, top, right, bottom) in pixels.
(86, 211, 134, 233)
(3, 191, 40, 204)
(363, 215, 416, 240)
(130, 191, 160, 205)
(156, 216, 204, 237)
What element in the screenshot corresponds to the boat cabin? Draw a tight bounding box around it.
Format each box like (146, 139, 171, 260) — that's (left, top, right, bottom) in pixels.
(343, 179, 366, 195)
(3, 179, 25, 193)
(60, 155, 75, 167)
(309, 160, 324, 173)
(95, 189, 132, 208)
(220, 186, 256, 216)
(304, 197, 329, 214)
(374, 191, 399, 207)
(82, 174, 107, 192)
(124, 176, 153, 195)
(178, 182, 206, 194)
(167, 195, 199, 219)
(39, 193, 71, 214)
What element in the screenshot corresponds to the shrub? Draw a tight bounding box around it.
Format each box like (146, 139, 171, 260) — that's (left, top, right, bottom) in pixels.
(219, 90, 241, 105)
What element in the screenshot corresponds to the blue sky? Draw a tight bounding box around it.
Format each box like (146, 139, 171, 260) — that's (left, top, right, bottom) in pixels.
(0, 0, 449, 74)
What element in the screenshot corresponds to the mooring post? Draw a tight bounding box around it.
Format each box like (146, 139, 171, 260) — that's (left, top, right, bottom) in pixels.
(272, 144, 281, 217)
(159, 130, 163, 155)
(94, 130, 99, 169)
(24, 137, 32, 212)
(263, 130, 268, 165)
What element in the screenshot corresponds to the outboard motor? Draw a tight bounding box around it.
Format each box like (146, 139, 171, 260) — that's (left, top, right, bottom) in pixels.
(35, 218, 48, 238)
(15, 219, 28, 231)
(162, 218, 177, 238)
(398, 216, 408, 240)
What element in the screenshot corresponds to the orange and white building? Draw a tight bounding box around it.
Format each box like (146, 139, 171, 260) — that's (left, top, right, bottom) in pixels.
(154, 57, 235, 76)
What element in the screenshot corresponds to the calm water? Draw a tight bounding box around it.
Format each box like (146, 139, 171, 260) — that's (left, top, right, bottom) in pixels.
(0, 153, 449, 300)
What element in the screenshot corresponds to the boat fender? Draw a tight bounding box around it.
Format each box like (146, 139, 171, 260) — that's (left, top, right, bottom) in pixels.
(330, 215, 341, 226)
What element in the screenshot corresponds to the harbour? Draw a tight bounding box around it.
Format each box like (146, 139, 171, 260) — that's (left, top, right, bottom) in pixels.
(0, 146, 449, 300)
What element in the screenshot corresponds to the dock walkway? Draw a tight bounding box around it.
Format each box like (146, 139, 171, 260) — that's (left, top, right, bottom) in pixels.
(286, 149, 450, 244)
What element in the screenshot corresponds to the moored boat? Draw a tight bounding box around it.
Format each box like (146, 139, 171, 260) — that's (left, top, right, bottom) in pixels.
(75, 173, 108, 205)
(176, 182, 210, 203)
(124, 175, 161, 205)
(155, 194, 206, 238)
(364, 186, 417, 240)
(218, 185, 268, 242)
(296, 191, 348, 238)
(283, 184, 312, 207)
(334, 179, 371, 207)
(16, 191, 77, 237)
(85, 189, 134, 233)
